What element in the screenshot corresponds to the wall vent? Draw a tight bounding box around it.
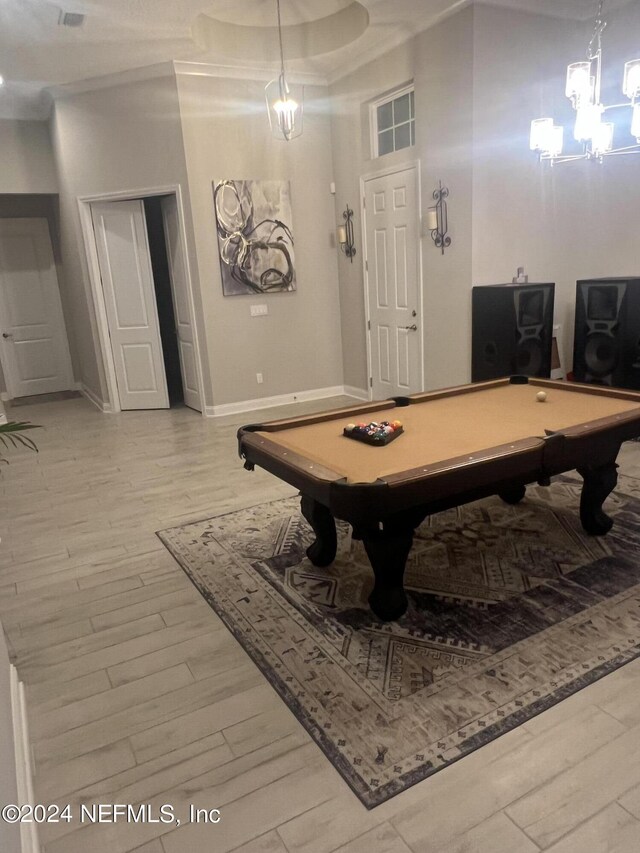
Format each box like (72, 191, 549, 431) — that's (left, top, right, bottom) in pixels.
(58, 11, 85, 27)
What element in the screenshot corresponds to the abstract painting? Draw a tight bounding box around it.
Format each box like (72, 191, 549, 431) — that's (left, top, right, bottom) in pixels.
(213, 179, 296, 296)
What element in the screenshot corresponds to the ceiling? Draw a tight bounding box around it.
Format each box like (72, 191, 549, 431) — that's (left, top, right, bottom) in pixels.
(0, 0, 634, 119)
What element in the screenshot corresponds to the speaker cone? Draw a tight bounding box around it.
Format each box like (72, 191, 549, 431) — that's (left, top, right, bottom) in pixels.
(483, 342, 498, 364)
(584, 333, 618, 377)
(516, 338, 543, 375)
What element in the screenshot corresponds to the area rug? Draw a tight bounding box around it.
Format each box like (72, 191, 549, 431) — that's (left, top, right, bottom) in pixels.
(158, 475, 640, 808)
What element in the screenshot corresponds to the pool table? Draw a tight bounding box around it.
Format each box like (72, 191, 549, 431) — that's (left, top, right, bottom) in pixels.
(238, 377, 640, 621)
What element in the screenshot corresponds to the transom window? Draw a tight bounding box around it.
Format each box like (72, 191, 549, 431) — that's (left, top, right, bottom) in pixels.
(373, 87, 415, 157)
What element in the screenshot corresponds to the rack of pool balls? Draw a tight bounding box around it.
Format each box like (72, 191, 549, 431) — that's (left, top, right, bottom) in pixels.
(343, 419, 404, 446)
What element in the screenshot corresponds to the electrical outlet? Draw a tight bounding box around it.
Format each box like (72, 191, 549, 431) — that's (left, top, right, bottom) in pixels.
(256, 373, 263, 384)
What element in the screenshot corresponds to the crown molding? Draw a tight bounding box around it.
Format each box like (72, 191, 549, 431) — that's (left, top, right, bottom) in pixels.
(45, 59, 327, 104)
(46, 62, 177, 102)
(172, 61, 327, 87)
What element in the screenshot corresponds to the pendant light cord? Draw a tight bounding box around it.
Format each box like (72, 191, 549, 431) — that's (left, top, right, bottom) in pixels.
(588, 0, 606, 60)
(276, 0, 286, 76)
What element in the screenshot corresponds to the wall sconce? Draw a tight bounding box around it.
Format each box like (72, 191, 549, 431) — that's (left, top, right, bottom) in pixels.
(337, 205, 356, 262)
(427, 181, 451, 254)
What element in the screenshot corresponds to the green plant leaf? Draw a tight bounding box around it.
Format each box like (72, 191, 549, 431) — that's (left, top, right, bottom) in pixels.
(0, 421, 41, 433)
(0, 421, 40, 458)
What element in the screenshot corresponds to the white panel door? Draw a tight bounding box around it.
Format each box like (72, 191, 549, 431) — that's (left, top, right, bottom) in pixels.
(364, 167, 421, 400)
(0, 218, 74, 398)
(91, 200, 169, 410)
(160, 196, 202, 412)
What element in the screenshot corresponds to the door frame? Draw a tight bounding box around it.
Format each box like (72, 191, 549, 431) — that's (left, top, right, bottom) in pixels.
(360, 159, 424, 401)
(77, 184, 205, 414)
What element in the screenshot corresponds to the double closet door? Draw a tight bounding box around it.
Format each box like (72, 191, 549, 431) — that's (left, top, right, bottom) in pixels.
(91, 198, 201, 412)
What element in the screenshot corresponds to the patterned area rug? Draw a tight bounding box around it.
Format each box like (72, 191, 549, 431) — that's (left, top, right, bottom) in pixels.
(158, 475, 640, 808)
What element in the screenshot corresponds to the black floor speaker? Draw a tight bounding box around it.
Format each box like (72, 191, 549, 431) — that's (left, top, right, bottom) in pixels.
(472, 282, 555, 382)
(573, 277, 640, 389)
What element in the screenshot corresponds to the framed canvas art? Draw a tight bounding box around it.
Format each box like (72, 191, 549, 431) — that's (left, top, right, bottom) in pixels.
(213, 179, 296, 296)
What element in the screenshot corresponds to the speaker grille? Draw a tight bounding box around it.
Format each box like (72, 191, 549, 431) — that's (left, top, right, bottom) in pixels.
(573, 278, 640, 390)
(472, 283, 554, 382)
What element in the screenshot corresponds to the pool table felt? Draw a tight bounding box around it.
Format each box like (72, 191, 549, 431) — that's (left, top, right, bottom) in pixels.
(254, 384, 640, 484)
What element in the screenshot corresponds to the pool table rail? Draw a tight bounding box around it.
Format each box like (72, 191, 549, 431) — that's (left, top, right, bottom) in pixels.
(238, 377, 640, 621)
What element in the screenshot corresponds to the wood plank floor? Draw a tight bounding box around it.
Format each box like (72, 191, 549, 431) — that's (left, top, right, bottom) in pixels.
(1, 395, 640, 853)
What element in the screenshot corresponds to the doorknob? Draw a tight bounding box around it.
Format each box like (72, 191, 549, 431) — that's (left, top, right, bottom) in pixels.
(2, 332, 12, 339)
(400, 324, 418, 331)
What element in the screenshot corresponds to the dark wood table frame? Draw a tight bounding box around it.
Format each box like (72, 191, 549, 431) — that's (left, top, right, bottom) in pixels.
(238, 377, 640, 621)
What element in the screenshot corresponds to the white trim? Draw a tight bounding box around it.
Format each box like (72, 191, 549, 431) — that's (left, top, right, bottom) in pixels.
(77, 201, 121, 413)
(360, 159, 424, 401)
(205, 385, 356, 418)
(343, 385, 370, 401)
(173, 61, 325, 87)
(80, 384, 112, 413)
(0, 384, 83, 404)
(160, 194, 204, 413)
(77, 185, 206, 416)
(48, 62, 175, 101)
(10, 666, 39, 853)
(47, 60, 326, 104)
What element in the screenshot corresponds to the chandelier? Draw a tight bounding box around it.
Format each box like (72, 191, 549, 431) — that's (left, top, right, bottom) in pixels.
(265, 0, 303, 141)
(530, 0, 640, 163)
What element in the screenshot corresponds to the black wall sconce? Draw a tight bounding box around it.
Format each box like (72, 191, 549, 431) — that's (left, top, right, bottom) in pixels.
(337, 204, 356, 262)
(426, 181, 451, 255)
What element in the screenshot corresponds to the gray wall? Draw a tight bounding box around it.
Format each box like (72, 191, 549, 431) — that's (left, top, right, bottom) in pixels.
(416, 7, 474, 390)
(49, 70, 343, 410)
(472, 2, 640, 372)
(329, 8, 474, 393)
(0, 121, 63, 397)
(330, 44, 416, 393)
(330, 1, 640, 391)
(49, 74, 205, 404)
(0, 120, 58, 194)
(176, 73, 343, 406)
(40, 0, 640, 407)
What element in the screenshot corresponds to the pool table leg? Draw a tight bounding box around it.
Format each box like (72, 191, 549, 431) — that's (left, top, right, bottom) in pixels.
(498, 484, 526, 505)
(362, 528, 414, 622)
(577, 458, 619, 536)
(300, 495, 337, 567)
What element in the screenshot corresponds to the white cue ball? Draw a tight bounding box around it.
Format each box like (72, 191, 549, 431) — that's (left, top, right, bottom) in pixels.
(536, 391, 547, 402)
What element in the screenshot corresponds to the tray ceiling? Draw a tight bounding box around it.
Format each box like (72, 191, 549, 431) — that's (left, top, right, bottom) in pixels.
(0, 0, 634, 119)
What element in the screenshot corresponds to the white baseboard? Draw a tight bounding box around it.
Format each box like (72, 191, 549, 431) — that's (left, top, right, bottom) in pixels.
(1, 385, 81, 403)
(205, 385, 360, 418)
(80, 384, 113, 413)
(343, 385, 370, 401)
(10, 667, 39, 853)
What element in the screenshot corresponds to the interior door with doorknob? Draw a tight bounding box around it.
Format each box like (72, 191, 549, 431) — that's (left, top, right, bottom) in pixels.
(363, 166, 422, 400)
(0, 218, 74, 398)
